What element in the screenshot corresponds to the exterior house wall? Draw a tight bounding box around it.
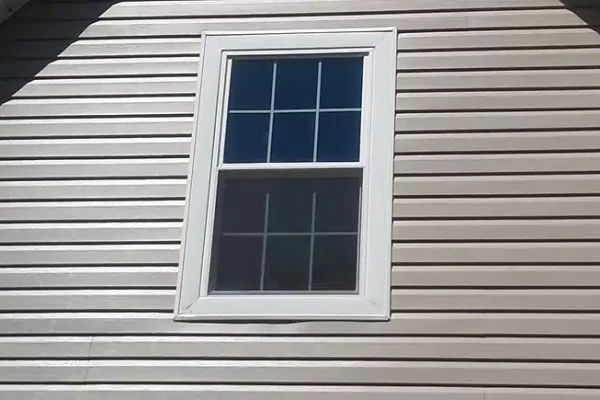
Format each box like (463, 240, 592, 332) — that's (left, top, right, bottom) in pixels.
(1, 0, 600, 398)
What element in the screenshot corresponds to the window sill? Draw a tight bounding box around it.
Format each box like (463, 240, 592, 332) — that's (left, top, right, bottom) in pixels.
(174, 294, 390, 321)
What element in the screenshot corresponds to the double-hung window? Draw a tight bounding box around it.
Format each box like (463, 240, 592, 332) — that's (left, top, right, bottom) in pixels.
(176, 29, 396, 320)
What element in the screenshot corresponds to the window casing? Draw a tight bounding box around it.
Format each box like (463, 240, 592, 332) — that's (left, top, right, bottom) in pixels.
(176, 29, 396, 321)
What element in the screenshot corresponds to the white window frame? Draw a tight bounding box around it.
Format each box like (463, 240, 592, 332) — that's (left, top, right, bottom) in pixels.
(175, 28, 396, 321)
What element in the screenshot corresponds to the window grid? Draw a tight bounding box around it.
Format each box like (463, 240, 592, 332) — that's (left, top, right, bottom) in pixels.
(226, 57, 362, 164)
(219, 57, 364, 293)
(312, 61, 322, 162)
(217, 185, 359, 293)
(307, 61, 322, 288)
(221, 232, 357, 237)
(258, 192, 271, 291)
(307, 192, 317, 290)
(265, 62, 278, 163)
(229, 108, 361, 114)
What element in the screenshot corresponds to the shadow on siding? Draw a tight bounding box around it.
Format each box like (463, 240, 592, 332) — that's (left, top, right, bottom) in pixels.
(0, 0, 119, 104)
(560, 1, 600, 33)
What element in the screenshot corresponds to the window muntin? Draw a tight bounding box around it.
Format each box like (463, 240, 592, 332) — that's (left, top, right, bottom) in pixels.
(210, 55, 365, 295)
(210, 176, 361, 293)
(224, 56, 363, 164)
(176, 30, 396, 321)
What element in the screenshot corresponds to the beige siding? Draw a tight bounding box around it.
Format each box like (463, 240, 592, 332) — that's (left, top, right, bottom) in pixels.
(1, 0, 600, 398)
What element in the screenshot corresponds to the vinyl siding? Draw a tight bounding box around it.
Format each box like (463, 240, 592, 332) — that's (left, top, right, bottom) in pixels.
(1, 0, 600, 398)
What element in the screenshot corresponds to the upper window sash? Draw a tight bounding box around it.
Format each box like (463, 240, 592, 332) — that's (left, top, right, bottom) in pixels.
(216, 51, 374, 170)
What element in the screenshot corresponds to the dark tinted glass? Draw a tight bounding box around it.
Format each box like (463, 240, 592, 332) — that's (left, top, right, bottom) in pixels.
(268, 179, 313, 233)
(270, 112, 315, 162)
(213, 236, 263, 291)
(224, 113, 269, 163)
(320, 57, 364, 109)
(312, 235, 358, 291)
(315, 178, 360, 232)
(275, 58, 318, 110)
(220, 179, 266, 233)
(228, 59, 273, 110)
(210, 176, 361, 293)
(317, 111, 361, 162)
(264, 236, 311, 290)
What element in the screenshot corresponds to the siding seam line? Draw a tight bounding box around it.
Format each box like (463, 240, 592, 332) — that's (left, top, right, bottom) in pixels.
(83, 335, 92, 384)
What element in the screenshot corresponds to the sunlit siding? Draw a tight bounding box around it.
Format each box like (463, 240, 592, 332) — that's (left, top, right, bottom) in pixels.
(1, 0, 600, 398)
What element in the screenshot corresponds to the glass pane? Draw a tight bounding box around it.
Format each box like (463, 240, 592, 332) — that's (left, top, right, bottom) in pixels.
(228, 59, 273, 111)
(320, 57, 364, 109)
(213, 236, 263, 291)
(315, 178, 360, 233)
(210, 176, 361, 294)
(264, 236, 311, 290)
(267, 179, 313, 233)
(275, 58, 319, 110)
(317, 111, 361, 162)
(312, 235, 358, 291)
(224, 113, 270, 163)
(270, 112, 315, 163)
(220, 179, 266, 233)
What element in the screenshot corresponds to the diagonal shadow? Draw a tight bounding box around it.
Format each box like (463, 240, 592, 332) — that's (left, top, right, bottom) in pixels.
(560, 1, 600, 34)
(0, 0, 120, 105)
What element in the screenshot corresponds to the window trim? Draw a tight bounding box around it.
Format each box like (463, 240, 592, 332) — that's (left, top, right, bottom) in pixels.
(175, 28, 397, 321)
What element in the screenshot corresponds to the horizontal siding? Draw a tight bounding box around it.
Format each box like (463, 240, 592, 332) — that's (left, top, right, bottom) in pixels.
(4, 288, 600, 312)
(395, 153, 600, 174)
(7, 27, 600, 61)
(3, 336, 600, 361)
(394, 175, 600, 196)
(4, 197, 600, 221)
(0, 58, 199, 78)
(395, 266, 600, 287)
(3, 360, 600, 386)
(0, 179, 187, 200)
(18, 1, 594, 19)
(4, 312, 600, 336)
(8, 9, 600, 40)
(397, 28, 600, 49)
(9, 77, 198, 98)
(398, 49, 600, 70)
(0, 117, 194, 138)
(1, 266, 598, 289)
(2, 0, 600, 398)
(394, 132, 600, 154)
(3, 266, 600, 289)
(393, 197, 600, 218)
(5, 218, 600, 244)
(393, 220, 600, 240)
(9, 174, 600, 201)
(397, 70, 600, 90)
(0, 159, 189, 179)
(0, 386, 486, 400)
(3, 38, 203, 59)
(393, 243, 600, 264)
(0, 138, 191, 158)
(0, 97, 195, 118)
(8, 242, 600, 266)
(396, 111, 600, 131)
(2, 386, 600, 400)
(0, 244, 179, 265)
(6, 89, 600, 118)
(0, 222, 182, 243)
(0, 201, 185, 221)
(397, 90, 600, 111)
(0, 267, 178, 289)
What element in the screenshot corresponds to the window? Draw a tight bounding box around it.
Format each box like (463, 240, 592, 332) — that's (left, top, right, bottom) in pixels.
(176, 29, 396, 320)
